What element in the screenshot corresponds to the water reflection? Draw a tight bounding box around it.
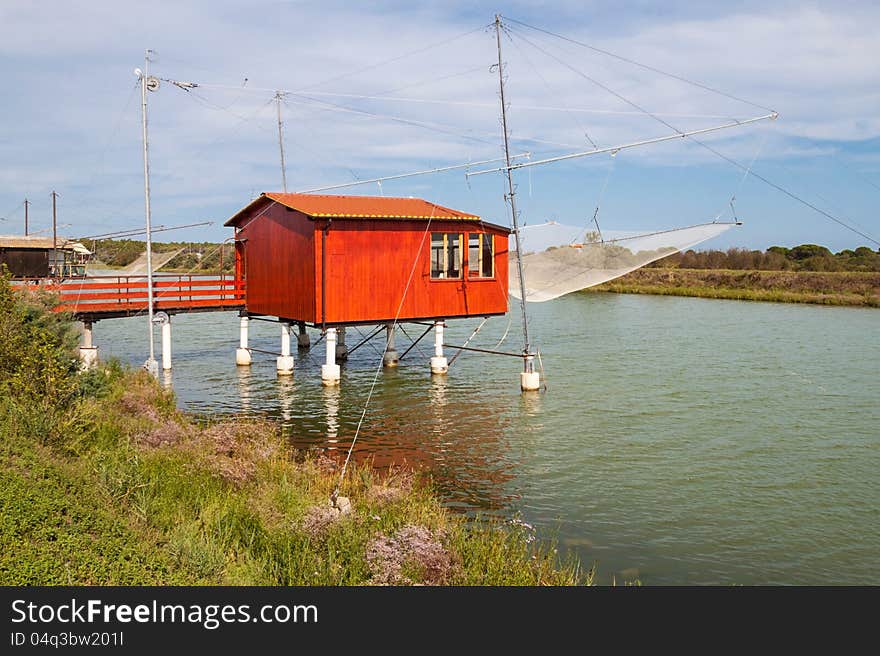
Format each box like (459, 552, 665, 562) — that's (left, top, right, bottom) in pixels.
(322, 385, 340, 445)
(520, 389, 543, 417)
(429, 375, 449, 430)
(276, 375, 295, 423)
(236, 366, 253, 412)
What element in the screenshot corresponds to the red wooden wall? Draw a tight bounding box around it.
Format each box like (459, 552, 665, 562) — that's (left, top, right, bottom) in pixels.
(318, 218, 509, 325)
(238, 203, 509, 325)
(237, 202, 317, 322)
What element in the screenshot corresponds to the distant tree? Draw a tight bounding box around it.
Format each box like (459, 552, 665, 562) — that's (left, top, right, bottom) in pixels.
(788, 244, 832, 261)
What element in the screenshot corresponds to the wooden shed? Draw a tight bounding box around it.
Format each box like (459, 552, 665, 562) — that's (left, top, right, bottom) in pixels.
(225, 193, 510, 327)
(0, 236, 91, 278)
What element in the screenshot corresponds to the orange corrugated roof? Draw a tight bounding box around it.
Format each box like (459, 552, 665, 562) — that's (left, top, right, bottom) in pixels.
(265, 192, 480, 220)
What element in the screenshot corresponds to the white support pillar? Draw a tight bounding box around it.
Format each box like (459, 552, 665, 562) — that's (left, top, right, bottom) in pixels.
(430, 320, 448, 375)
(383, 323, 399, 368)
(276, 322, 294, 375)
(79, 321, 98, 370)
(335, 326, 348, 361)
(297, 322, 310, 349)
(161, 315, 172, 371)
(321, 327, 341, 386)
(521, 355, 540, 392)
(236, 315, 252, 365)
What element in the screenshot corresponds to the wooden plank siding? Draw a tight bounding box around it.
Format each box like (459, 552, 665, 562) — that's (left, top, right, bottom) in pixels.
(316, 218, 509, 325)
(237, 204, 316, 322)
(231, 196, 509, 326)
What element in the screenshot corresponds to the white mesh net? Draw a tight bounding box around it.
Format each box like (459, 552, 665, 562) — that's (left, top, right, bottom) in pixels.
(509, 221, 736, 302)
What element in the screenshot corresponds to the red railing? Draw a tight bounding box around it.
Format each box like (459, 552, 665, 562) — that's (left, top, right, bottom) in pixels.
(13, 274, 245, 317)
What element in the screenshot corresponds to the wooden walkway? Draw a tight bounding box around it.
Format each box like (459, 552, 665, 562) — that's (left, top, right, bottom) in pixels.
(14, 274, 245, 321)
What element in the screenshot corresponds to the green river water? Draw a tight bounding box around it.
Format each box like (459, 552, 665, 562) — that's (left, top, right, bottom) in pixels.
(96, 293, 879, 584)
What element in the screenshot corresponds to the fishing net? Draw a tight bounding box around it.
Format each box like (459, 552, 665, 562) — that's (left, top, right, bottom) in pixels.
(509, 221, 736, 302)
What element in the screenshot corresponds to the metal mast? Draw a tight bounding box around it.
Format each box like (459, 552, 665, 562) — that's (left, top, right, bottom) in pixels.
(51, 191, 58, 276)
(276, 91, 288, 192)
(137, 50, 158, 375)
(24, 198, 29, 236)
(494, 14, 532, 368)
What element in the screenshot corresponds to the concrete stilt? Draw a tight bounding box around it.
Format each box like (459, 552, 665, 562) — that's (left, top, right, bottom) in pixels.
(335, 326, 348, 361)
(520, 355, 540, 392)
(276, 322, 295, 375)
(430, 320, 448, 375)
(297, 322, 310, 349)
(79, 321, 98, 370)
(321, 327, 341, 386)
(236, 315, 252, 366)
(161, 315, 172, 371)
(383, 324, 399, 368)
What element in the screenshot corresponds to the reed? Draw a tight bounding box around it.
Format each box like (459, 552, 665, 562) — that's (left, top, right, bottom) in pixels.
(592, 269, 880, 307)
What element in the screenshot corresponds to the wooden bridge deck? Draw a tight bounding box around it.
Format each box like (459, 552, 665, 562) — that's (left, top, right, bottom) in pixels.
(14, 274, 245, 321)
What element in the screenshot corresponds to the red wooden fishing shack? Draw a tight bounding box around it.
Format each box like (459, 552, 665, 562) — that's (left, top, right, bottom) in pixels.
(224, 192, 510, 383)
(225, 192, 510, 326)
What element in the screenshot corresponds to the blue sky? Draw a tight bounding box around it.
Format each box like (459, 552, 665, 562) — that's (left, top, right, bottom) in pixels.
(1, 0, 878, 251)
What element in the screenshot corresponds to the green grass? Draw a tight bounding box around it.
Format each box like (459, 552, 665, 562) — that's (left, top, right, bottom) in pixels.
(592, 282, 880, 307)
(0, 424, 197, 585)
(592, 269, 880, 307)
(1, 371, 588, 586)
(0, 274, 590, 586)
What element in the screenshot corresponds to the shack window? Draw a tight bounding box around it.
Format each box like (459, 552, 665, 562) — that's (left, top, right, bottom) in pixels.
(431, 233, 462, 279)
(468, 233, 494, 278)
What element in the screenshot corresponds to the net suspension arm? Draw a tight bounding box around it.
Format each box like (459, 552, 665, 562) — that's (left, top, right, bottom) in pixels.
(467, 112, 778, 177)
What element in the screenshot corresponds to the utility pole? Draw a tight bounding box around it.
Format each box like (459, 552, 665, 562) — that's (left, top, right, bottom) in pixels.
(494, 14, 533, 372)
(136, 50, 159, 376)
(51, 191, 59, 277)
(24, 198, 29, 236)
(276, 91, 288, 192)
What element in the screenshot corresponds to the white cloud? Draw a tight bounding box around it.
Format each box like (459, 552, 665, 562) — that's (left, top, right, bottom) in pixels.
(0, 1, 877, 248)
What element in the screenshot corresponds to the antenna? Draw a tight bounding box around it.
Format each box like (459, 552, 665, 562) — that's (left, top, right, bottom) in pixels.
(495, 14, 536, 387)
(136, 49, 160, 376)
(51, 191, 59, 277)
(24, 198, 30, 236)
(276, 91, 288, 192)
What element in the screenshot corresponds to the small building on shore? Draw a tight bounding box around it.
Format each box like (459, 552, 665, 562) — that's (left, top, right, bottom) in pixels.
(0, 235, 92, 278)
(225, 193, 510, 327)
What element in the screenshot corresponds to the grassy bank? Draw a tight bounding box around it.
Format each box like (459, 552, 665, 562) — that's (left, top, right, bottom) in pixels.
(591, 268, 880, 307)
(0, 276, 588, 586)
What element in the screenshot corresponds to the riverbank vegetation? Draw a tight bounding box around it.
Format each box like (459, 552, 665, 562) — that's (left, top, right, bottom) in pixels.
(592, 268, 879, 307)
(87, 238, 234, 274)
(0, 276, 587, 585)
(645, 244, 880, 272)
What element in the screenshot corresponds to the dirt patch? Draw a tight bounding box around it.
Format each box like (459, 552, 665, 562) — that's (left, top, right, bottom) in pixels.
(134, 415, 283, 487)
(366, 524, 458, 585)
(300, 503, 346, 538)
(194, 420, 282, 486)
(367, 469, 414, 506)
(367, 485, 405, 505)
(135, 419, 191, 448)
(313, 452, 339, 474)
(118, 389, 163, 424)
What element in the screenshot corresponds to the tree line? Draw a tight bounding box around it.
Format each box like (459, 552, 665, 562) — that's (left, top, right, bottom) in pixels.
(86, 239, 234, 272)
(648, 244, 880, 272)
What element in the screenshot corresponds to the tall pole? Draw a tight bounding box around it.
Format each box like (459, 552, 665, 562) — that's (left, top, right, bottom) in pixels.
(276, 91, 288, 192)
(138, 50, 158, 375)
(24, 198, 29, 236)
(51, 191, 58, 277)
(494, 15, 532, 367)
